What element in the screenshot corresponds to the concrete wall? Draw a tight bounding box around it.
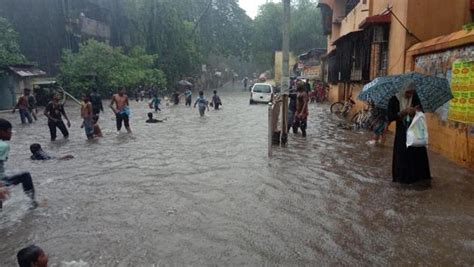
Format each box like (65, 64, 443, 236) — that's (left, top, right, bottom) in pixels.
(325, 0, 347, 52)
(0, 76, 15, 110)
(407, 35, 474, 169)
(339, 1, 370, 37)
(328, 84, 342, 103)
(407, 0, 471, 43)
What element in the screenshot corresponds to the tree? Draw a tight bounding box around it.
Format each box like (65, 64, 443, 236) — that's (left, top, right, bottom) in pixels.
(251, 3, 284, 71)
(290, 0, 326, 54)
(58, 40, 166, 96)
(0, 17, 26, 68)
(250, 1, 326, 72)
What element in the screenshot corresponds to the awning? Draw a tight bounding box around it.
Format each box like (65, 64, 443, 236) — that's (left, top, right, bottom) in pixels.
(8, 65, 46, 77)
(359, 14, 391, 28)
(32, 80, 57, 85)
(332, 30, 363, 45)
(321, 49, 337, 60)
(298, 48, 327, 61)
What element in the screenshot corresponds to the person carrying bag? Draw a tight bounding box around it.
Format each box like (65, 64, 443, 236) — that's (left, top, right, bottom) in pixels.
(406, 111, 429, 147)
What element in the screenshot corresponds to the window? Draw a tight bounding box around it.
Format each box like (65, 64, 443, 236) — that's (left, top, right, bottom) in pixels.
(373, 26, 389, 76)
(252, 84, 271, 93)
(379, 43, 388, 76)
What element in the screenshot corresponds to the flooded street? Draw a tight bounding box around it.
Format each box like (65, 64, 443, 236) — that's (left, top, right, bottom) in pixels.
(1, 86, 473, 265)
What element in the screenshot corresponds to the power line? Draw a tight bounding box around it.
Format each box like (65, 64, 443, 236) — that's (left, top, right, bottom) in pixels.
(388, 8, 422, 43)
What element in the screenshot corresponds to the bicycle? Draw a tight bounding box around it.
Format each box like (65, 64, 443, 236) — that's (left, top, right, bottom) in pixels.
(351, 101, 377, 129)
(330, 95, 355, 118)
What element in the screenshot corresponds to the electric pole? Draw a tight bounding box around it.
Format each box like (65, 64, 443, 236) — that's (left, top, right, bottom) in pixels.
(281, 0, 290, 145)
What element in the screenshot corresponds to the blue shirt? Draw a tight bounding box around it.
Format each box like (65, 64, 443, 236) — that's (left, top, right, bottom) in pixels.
(185, 90, 192, 98)
(151, 97, 161, 106)
(0, 140, 10, 180)
(195, 96, 208, 108)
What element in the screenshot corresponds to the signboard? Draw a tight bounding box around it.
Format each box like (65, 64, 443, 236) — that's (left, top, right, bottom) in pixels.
(449, 60, 474, 123)
(302, 65, 322, 79)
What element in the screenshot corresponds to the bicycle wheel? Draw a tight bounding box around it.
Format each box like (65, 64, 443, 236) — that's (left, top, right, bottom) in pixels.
(351, 112, 362, 127)
(330, 102, 344, 115)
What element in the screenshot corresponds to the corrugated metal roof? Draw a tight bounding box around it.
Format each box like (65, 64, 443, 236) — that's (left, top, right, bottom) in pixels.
(8, 66, 46, 77)
(332, 30, 363, 46)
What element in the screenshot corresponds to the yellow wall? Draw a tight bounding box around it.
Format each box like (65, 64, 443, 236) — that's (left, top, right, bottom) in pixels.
(328, 84, 342, 103)
(339, 1, 370, 37)
(406, 31, 474, 169)
(425, 115, 473, 169)
(407, 0, 471, 42)
(322, 0, 346, 52)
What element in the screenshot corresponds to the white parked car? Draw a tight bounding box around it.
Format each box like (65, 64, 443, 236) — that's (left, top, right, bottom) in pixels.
(249, 83, 273, 104)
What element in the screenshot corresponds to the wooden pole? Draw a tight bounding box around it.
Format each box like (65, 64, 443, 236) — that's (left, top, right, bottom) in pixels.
(268, 102, 273, 158)
(281, 94, 288, 145)
(281, 0, 291, 145)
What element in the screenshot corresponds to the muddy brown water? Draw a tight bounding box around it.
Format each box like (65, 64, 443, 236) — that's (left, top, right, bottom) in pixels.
(1, 88, 473, 265)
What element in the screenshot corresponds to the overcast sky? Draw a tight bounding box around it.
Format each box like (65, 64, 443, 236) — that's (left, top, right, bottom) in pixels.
(239, 0, 277, 19)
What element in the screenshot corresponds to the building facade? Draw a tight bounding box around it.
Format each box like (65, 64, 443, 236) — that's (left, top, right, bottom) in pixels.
(318, 0, 474, 169)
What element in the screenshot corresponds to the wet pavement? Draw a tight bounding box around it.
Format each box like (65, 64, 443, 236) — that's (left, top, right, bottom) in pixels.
(1, 85, 473, 265)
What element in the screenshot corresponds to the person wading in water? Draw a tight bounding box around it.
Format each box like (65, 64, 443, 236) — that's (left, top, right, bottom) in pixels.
(110, 88, 132, 133)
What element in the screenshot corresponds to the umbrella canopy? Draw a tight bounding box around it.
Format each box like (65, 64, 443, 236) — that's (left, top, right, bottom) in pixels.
(178, 80, 193, 86)
(358, 72, 453, 112)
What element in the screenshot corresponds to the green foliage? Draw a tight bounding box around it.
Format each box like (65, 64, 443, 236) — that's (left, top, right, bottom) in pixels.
(252, 3, 284, 71)
(123, 0, 251, 84)
(58, 40, 166, 96)
(251, 0, 326, 71)
(1, 0, 326, 86)
(0, 16, 26, 68)
(290, 0, 326, 54)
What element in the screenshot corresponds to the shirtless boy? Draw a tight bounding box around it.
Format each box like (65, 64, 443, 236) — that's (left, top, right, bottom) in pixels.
(110, 88, 132, 133)
(80, 94, 94, 139)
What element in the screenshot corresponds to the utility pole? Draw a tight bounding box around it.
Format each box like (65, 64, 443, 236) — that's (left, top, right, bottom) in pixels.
(281, 0, 290, 145)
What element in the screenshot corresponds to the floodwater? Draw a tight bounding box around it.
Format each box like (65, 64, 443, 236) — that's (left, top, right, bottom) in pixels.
(1, 86, 473, 266)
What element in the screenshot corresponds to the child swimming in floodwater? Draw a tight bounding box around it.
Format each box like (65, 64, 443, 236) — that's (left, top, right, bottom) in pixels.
(194, 91, 209, 117)
(146, 112, 164, 123)
(17, 245, 48, 267)
(30, 143, 74, 160)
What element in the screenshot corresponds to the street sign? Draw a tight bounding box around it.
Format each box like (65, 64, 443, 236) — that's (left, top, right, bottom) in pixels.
(281, 77, 290, 93)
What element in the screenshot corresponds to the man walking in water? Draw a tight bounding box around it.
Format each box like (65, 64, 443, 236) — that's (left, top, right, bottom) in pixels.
(12, 88, 34, 124)
(184, 87, 192, 106)
(194, 91, 209, 117)
(90, 88, 104, 116)
(44, 94, 71, 141)
(81, 94, 94, 140)
(110, 88, 132, 133)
